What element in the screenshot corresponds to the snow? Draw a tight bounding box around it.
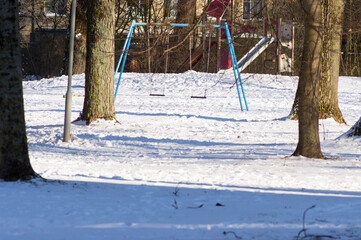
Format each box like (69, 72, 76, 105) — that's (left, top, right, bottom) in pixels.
(1, 72, 361, 239)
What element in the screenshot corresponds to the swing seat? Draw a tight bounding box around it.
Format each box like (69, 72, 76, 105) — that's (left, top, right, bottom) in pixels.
(150, 93, 165, 96)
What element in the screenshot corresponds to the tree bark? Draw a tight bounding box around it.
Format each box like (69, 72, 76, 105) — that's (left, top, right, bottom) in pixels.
(176, 0, 197, 24)
(0, 0, 37, 180)
(319, 0, 345, 124)
(81, 0, 116, 124)
(290, 0, 346, 124)
(345, 117, 361, 137)
(293, 0, 324, 158)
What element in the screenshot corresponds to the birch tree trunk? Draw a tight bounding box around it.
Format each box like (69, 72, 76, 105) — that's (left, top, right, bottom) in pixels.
(293, 0, 324, 158)
(81, 0, 116, 124)
(0, 0, 37, 180)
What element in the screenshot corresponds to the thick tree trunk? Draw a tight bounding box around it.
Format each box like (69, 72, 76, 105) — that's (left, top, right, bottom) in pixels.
(293, 0, 324, 158)
(176, 0, 197, 24)
(319, 0, 345, 124)
(0, 0, 37, 180)
(81, 0, 115, 124)
(175, 0, 197, 40)
(290, 0, 346, 124)
(345, 117, 361, 137)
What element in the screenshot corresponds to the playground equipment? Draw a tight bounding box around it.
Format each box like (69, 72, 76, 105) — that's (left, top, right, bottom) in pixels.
(233, 36, 276, 72)
(188, 34, 210, 99)
(114, 20, 248, 111)
(223, 18, 295, 75)
(222, 18, 278, 73)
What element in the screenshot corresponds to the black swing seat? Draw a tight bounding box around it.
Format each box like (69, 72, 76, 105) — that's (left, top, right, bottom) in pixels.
(150, 93, 165, 97)
(191, 95, 206, 99)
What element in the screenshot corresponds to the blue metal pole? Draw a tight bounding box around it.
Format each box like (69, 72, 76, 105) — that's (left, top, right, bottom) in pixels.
(225, 22, 248, 110)
(134, 22, 223, 28)
(224, 22, 246, 110)
(114, 21, 135, 100)
(234, 44, 249, 110)
(232, 45, 249, 110)
(114, 20, 136, 79)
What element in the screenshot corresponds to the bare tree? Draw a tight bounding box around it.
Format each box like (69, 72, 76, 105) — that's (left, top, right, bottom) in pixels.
(81, 0, 116, 124)
(0, 0, 37, 180)
(292, 0, 323, 158)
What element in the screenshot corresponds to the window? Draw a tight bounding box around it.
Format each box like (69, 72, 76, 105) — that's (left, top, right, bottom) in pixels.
(243, 0, 263, 20)
(44, 0, 67, 16)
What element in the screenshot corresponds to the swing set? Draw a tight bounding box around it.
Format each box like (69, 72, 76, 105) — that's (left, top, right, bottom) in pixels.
(114, 20, 249, 111)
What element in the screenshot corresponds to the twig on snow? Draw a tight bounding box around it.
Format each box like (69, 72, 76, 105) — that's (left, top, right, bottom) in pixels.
(187, 204, 203, 209)
(223, 231, 242, 239)
(296, 205, 316, 239)
(296, 205, 336, 240)
(173, 183, 181, 197)
(172, 199, 178, 209)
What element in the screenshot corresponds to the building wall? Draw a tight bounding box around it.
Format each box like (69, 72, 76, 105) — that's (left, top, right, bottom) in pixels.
(20, 0, 70, 77)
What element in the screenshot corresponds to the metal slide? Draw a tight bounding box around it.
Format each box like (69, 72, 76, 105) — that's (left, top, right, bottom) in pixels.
(226, 36, 276, 72)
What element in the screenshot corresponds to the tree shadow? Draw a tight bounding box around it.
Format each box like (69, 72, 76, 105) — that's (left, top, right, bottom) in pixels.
(1, 178, 360, 240)
(115, 110, 270, 123)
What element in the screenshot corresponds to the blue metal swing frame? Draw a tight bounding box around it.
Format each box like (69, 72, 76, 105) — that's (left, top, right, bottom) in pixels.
(114, 20, 248, 111)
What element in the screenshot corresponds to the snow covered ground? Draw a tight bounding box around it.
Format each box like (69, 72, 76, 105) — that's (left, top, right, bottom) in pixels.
(1, 72, 360, 240)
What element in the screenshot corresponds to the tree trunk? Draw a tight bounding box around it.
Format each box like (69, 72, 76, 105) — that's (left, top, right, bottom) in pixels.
(176, 0, 197, 24)
(345, 117, 361, 137)
(319, 0, 345, 124)
(290, 0, 346, 124)
(81, 0, 116, 124)
(175, 0, 197, 40)
(293, 0, 324, 158)
(0, 0, 37, 180)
